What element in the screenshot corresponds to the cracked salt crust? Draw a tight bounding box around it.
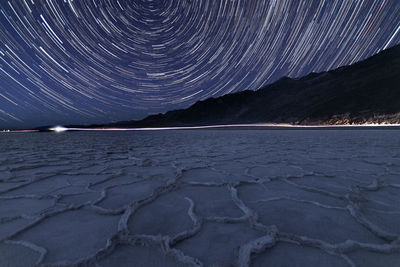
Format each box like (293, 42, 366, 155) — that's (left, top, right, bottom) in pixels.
(0, 130, 400, 266)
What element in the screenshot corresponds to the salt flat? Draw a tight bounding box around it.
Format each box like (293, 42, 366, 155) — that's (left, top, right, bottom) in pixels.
(0, 129, 400, 266)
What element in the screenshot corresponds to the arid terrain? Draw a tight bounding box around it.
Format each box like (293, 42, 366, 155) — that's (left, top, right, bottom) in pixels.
(1, 130, 400, 266)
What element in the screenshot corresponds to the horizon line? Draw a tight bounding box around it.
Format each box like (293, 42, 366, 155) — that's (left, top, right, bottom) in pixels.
(2, 123, 400, 133)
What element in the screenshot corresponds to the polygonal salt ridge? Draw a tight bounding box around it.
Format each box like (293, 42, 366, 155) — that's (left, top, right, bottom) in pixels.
(1, 168, 14, 181)
(346, 186, 367, 204)
(90, 173, 145, 192)
(58, 191, 102, 206)
(49, 185, 93, 197)
(278, 232, 400, 255)
(0, 181, 32, 193)
(128, 194, 196, 240)
(119, 163, 179, 182)
(66, 164, 110, 175)
(180, 185, 245, 219)
(275, 176, 397, 244)
(236, 230, 278, 267)
(121, 198, 202, 264)
(349, 249, 400, 266)
(94, 243, 192, 267)
(251, 241, 352, 267)
(250, 196, 346, 212)
(345, 184, 400, 242)
(283, 178, 346, 200)
(363, 210, 400, 238)
(129, 156, 159, 167)
(346, 203, 399, 242)
(243, 164, 307, 182)
(14, 232, 121, 267)
(362, 185, 400, 210)
(11, 207, 121, 266)
(245, 163, 307, 180)
(0, 174, 71, 197)
(244, 188, 383, 244)
(359, 177, 387, 191)
(104, 197, 201, 265)
(0, 240, 47, 266)
(387, 183, 400, 189)
(5, 204, 83, 241)
(285, 173, 353, 192)
(172, 158, 213, 170)
(184, 172, 271, 188)
(10, 166, 73, 182)
(181, 167, 231, 184)
(116, 235, 203, 267)
(240, 179, 347, 209)
(118, 180, 185, 233)
(294, 174, 398, 245)
(96, 178, 168, 211)
(180, 183, 281, 267)
(87, 171, 136, 189)
(0, 217, 37, 242)
(0, 197, 57, 222)
(175, 221, 265, 267)
(0, 179, 42, 195)
(171, 161, 187, 177)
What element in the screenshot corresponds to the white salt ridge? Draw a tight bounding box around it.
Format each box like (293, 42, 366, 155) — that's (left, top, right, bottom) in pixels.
(0, 130, 400, 266)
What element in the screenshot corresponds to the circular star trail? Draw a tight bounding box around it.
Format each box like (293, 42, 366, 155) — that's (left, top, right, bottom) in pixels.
(0, 0, 399, 128)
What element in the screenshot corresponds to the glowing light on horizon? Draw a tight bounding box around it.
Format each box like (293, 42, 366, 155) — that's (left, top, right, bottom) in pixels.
(50, 126, 68, 132)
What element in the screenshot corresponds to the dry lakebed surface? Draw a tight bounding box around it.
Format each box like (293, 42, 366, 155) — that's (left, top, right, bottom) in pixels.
(1, 129, 400, 266)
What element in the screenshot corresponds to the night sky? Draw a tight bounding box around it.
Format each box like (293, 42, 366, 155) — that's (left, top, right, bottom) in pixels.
(0, 0, 399, 129)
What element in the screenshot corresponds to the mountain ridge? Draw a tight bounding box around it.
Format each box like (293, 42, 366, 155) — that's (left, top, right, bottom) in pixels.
(56, 43, 400, 129)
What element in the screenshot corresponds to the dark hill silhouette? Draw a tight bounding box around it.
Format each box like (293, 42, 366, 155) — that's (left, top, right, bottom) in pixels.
(90, 43, 400, 128)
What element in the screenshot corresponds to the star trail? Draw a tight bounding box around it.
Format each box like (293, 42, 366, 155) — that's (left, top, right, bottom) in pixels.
(0, 0, 399, 128)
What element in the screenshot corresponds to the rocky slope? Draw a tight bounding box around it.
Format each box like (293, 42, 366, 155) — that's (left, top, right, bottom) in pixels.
(95, 43, 400, 128)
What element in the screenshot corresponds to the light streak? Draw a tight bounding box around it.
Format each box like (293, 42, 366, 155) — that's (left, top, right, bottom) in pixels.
(51, 123, 400, 132)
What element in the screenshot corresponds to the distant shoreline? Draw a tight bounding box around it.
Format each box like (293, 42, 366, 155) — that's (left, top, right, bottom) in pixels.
(59, 123, 400, 131)
(3, 123, 400, 133)
(0, 129, 39, 133)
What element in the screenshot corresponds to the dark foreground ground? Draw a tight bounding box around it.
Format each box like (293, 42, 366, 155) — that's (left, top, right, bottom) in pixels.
(1, 130, 400, 267)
